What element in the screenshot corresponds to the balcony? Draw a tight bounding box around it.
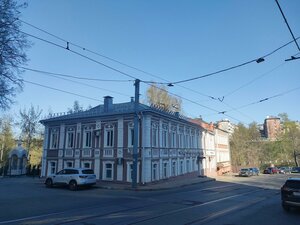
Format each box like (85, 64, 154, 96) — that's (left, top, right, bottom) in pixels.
(103, 148, 114, 157)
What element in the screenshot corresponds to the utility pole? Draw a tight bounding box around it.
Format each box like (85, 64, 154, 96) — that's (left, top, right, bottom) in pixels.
(132, 79, 140, 188)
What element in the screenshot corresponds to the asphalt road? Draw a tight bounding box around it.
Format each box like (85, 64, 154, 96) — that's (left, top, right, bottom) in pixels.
(0, 174, 300, 225)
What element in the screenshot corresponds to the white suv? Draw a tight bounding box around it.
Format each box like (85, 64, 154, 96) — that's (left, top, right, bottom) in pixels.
(45, 168, 96, 190)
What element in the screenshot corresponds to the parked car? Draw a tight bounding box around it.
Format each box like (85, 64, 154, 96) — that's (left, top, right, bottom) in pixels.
(263, 167, 279, 174)
(278, 167, 292, 174)
(45, 168, 96, 190)
(291, 167, 300, 173)
(281, 177, 300, 211)
(239, 168, 252, 177)
(249, 167, 259, 176)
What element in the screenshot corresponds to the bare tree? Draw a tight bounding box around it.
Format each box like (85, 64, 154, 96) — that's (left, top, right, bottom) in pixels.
(0, 0, 30, 110)
(146, 83, 182, 112)
(67, 100, 83, 113)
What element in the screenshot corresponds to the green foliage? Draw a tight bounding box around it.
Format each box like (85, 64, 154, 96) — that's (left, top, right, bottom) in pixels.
(230, 123, 262, 168)
(0, 115, 15, 165)
(231, 113, 300, 170)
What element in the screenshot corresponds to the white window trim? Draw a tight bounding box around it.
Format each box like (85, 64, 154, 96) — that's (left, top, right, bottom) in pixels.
(64, 160, 74, 168)
(102, 161, 114, 181)
(163, 161, 169, 179)
(48, 161, 57, 175)
(66, 129, 75, 149)
(81, 160, 92, 169)
(162, 129, 168, 148)
(49, 129, 59, 149)
(172, 160, 177, 176)
(104, 125, 114, 147)
(152, 162, 159, 181)
(128, 123, 134, 148)
(83, 128, 92, 148)
(151, 122, 159, 148)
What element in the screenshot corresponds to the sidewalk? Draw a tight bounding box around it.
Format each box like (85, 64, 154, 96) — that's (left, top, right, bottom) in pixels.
(96, 173, 216, 191)
(1, 174, 216, 191)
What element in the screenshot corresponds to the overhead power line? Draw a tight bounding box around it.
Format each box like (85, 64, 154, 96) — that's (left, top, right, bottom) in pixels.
(225, 85, 300, 113)
(21, 67, 132, 97)
(19, 66, 133, 82)
(163, 36, 300, 85)
(275, 0, 300, 52)
(19, 19, 219, 101)
(143, 82, 243, 123)
(222, 62, 286, 98)
(20, 29, 232, 121)
(23, 80, 102, 102)
(19, 30, 138, 80)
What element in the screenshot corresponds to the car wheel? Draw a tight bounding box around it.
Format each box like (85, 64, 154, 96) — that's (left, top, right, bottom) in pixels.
(45, 178, 53, 188)
(69, 180, 77, 191)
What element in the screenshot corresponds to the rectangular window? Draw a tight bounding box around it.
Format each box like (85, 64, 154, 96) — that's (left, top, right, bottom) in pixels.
(105, 163, 113, 179)
(172, 161, 176, 176)
(152, 163, 158, 180)
(171, 132, 176, 148)
(152, 127, 158, 147)
(82, 162, 91, 169)
(179, 133, 183, 148)
(50, 130, 58, 149)
(185, 135, 189, 148)
(180, 161, 183, 174)
(50, 162, 56, 174)
(128, 128, 134, 147)
(191, 136, 195, 148)
(186, 160, 190, 173)
(162, 130, 167, 148)
(65, 161, 73, 168)
(105, 129, 114, 147)
(84, 131, 92, 148)
(66, 131, 75, 148)
(163, 162, 168, 178)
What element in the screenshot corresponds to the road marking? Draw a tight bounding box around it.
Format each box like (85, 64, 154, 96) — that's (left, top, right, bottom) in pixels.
(0, 211, 66, 224)
(129, 189, 261, 224)
(184, 183, 239, 193)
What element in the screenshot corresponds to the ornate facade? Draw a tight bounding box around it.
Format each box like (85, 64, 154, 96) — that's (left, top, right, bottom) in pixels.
(40, 97, 203, 184)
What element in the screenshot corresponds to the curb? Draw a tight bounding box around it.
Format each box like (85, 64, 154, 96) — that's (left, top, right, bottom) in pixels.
(96, 178, 216, 191)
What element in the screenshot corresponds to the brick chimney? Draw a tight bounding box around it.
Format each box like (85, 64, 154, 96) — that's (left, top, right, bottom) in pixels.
(104, 96, 113, 112)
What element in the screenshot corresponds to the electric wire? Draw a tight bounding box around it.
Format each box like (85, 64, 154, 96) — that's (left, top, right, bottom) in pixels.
(19, 23, 296, 124)
(19, 30, 137, 80)
(23, 80, 101, 102)
(19, 19, 218, 101)
(20, 29, 238, 121)
(225, 86, 300, 113)
(19, 18, 296, 124)
(19, 66, 133, 82)
(143, 82, 243, 123)
(275, 0, 300, 51)
(22, 68, 132, 98)
(166, 37, 300, 85)
(223, 62, 286, 98)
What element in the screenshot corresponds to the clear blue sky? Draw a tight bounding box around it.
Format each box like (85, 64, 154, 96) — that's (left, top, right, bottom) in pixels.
(7, 0, 300, 126)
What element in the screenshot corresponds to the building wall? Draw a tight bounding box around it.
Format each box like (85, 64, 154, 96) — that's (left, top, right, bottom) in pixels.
(264, 117, 281, 140)
(215, 128, 231, 175)
(42, 113, 202, 184)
